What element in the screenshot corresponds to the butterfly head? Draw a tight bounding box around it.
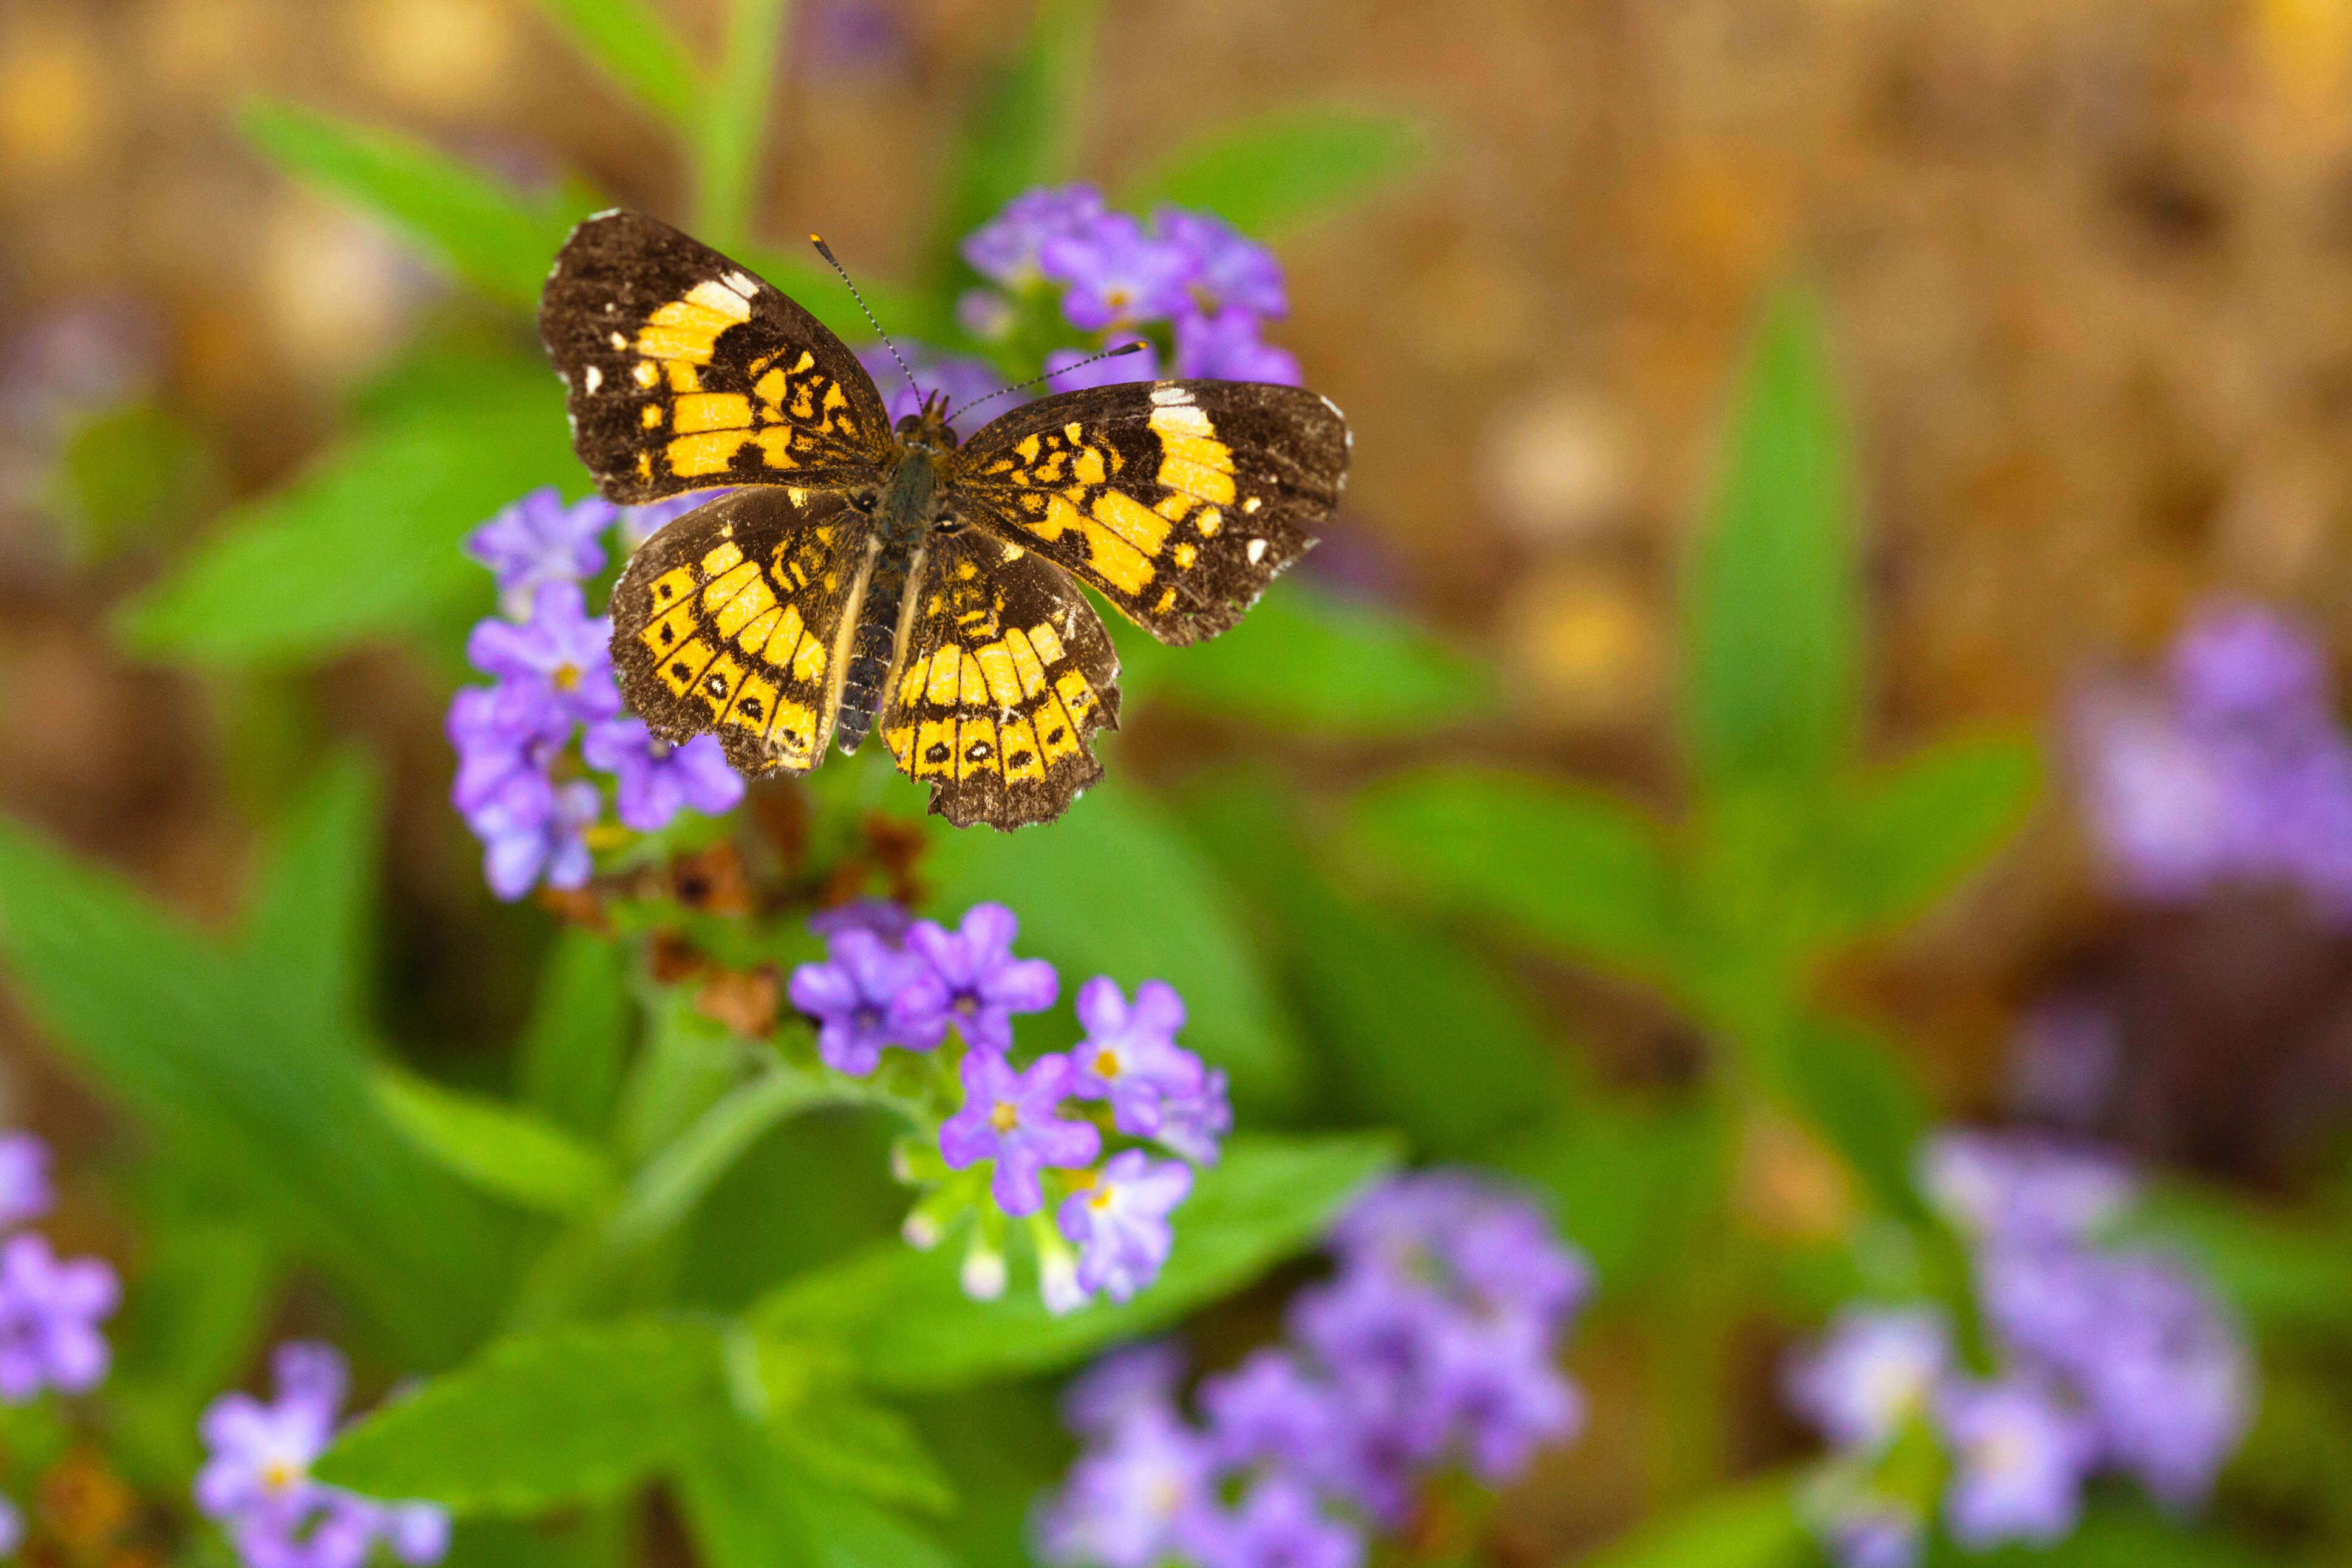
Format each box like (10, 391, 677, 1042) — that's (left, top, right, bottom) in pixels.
(893, 389, 960, 454)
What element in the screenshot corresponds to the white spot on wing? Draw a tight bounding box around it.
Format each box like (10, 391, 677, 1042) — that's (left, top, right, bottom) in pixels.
(583, 365, 602, 394)
(1242, 497, 1261, 514)
(688, 279, 754, 321)
(609, 332, 628, 349)
(1246, 538, 1267, 564)
(1150, 384, 1190, 405)
(724, 271, 758, 298)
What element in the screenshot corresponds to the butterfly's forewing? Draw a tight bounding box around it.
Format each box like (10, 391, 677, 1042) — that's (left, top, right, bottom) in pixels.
(610, 487, 874, 775)
(874, 530, 1121, 830)
(946, 381, 1349, 646)
(542, 211, 896, 503)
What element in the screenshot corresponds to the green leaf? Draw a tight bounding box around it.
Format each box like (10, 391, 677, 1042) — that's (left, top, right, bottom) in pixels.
(1575, 1473, 1807, 1568)
(239, 754, 380, 1029)
(1682, 286, 1857, 792)
(608, 1069, 836, 1252)
(675, 1418, 952, 1568)
(0, 817, 511, 1363)
(1779, 1015, 1929, 1221)
(1347, 765, 1689, 981)
(929, 0, 1101, 279)
(1501, 1103, 1727, 1296)
(241, 100, 589, 311)
(518, 928, 633, 1136)
(373, 1066, 619, 1218)
(1112, 579, 1495, 736)
(315, 1318, 724, 1511)
(774, 1389, 957, 1516)
(528, 0, 700, 128)
(691, 0, 791, 253)
(1120, 106, 1431, 237)
(752, 1132, 1397, 1391)
(118, 350, 578, 666)
(1817, 735, 2040, 940)
(2122, 1183, 2352, 1330)
(925, 776, 1305, 1110)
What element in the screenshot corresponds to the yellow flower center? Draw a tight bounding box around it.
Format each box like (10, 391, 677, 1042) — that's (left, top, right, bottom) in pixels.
(261, 1459, 300, 1491)
(990, 1100, 1020, 1132)
(553, 663, 581, 691)
(1093, 1049, 1120, 1077)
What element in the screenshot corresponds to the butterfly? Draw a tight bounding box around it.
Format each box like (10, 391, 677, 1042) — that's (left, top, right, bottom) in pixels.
(539, 210, 1351, 830)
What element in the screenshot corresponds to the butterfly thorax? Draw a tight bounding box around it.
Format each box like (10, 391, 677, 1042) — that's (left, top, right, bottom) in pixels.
(834, 397, 963, 754)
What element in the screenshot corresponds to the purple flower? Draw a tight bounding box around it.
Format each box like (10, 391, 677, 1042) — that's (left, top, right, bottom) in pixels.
(0, 1496, 20, 1558)
(806, 898, 913, 947)
(1199, 1348, 1340, 1476)
(1062, 1340, 1187, 1441)
(1427, 1312, 1584, 1482)
(581, 718, 743, 832)
(1937, 1379, 2096, 1549)
(1068, 978, 1202, 1137)
(470, 774, 600, 902)
(1152, 1068, 1232, 1165)
(1917, 1131, 2133, 1244)
(462, 488, 613, 610)
(1045, 341, 1160, 394)
(857, 344, 1010, 440)
(2170, 601, 2333, 740)
(964, 184, 1106, 287)
(1058, 1149, 1192, 1304)
(2073, 685, 2239, 901)
(788, 928, 929, 1075)
(1785, 1306, 1952, 1453)
(938, 1051, 1100, 1216)
(1809, 1490, 1923, 1568)
(465, 581, 621, 726)
(1034, 1403, 1214, 1568)
(0, 1133, 52, 1229)
(1173, 308, 1301, 384)
(446, 683, 570, 819)
(1185, 1474, 1363, 1568)
(1041, 213, 1196, 330)
(890, 903, 1058, 1054)
(1155, 208, 1286, 319)
(0, 1232, 117, 1398)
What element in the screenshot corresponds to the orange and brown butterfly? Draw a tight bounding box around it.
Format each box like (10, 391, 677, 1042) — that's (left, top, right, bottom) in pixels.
(539, 210, 1351, 830)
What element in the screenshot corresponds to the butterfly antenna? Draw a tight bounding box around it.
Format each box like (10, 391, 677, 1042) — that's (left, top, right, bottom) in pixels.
(810, 234, 921, 402)
(945, 340, 1151, 424)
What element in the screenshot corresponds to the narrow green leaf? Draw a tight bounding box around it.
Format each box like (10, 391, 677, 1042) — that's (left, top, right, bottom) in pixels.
(774, 1390, 956, 1516)
(241, 100, 588, 311)
(608, 1069, 835, 1252)
(117, 351, 576, 666)
(676, 1417, 951, 1568)
(1682, 286, 1857, 792)
(0, 819, 510, 1363)
(925, 776, 1305, 1110)
(1818, 735, 2040, 940)
(1112, 578, 1496, 736)
(1780, 1015, 1930, 1221)
(1348, 766, 1689, 981)
(752, 1133, 1397, 1391)
(373, 1067, 619, 1218)
(929, 0, 1101, 278)
(692, 0, 792, 254)
(530, 0, 700, 128)
(1119, 106, 1431, 237)
(518, 927, 632, 1137)
(239, 754, 381, 1030)
(1575, 1473, 1806, 1568)
(315, 1318, 724, 1511)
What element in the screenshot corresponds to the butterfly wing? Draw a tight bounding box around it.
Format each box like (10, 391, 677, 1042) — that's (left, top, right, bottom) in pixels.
(610, 486, 874, 775)
(873, 530, 1122, 830)
(946, 380, 1349, 646)
(542, 211, 896, 503)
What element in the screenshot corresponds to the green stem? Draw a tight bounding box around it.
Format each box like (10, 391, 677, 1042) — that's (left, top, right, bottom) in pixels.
(693, 0, 794, 251)
(606, 1065, 833, 1252)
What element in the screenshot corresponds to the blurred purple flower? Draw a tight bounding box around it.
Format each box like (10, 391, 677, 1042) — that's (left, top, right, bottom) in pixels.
(0, 1134, 52, 1229)
(1042, 213, 1196, 330)
(1937, 1379, 2096, 1549)
(1427, 1312, 1584, 1482)
(1174, 309, 1300, 385)
(1185, 1474, 1362, 1568)
(465, 581, 621, 726)
(1155, 209, 1287, 319)
(462, 487, 613, 610)
(2169, 601, 2333, 740)
(939, 1051, 1100, 1216)
(1199, 1348, 1340, 1476)
(1816, 1494, 1923, 1568)
(1152, 1068, 1232, 1166)
(1058, 1149, 1192, 1304)
(581, 718, 742, 832)
(1062, 1340, 1188, 1441)
(2007, 992, 2124, 1131)
(1045, 341, 1160, 394)
(1917, 1130, 2133, 1244)
(471, 774, 599, 902)
(0, 1232, 115, 1399)
(1784, 1306, 1952, 1453)
(965, 185, 1106, 287)
(806, 898, 913, 947)
(1035, 1401, 1213, 1568)
(618, 491, 724, 552)
(1068, 978, 1202, 1137)
(789, 928, 930, 1076)
(891, 902, 1058, 1054)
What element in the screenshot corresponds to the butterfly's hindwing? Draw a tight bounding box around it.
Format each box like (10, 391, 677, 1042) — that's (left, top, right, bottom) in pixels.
(542, 211, 896, 503)
(876, 531, 1122, 830)
(946, 380, 1349, 646)
(610, 488, 872, 775)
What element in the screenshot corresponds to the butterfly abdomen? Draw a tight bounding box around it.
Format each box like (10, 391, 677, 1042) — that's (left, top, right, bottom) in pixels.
(833, 447, 939, 755)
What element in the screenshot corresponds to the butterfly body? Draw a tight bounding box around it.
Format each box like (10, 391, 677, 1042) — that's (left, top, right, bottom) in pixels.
(541, 211, 1351, 830)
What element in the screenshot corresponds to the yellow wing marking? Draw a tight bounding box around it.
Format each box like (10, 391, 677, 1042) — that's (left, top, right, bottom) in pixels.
(1036, 494, 1153, 595)
(660, 636, 722, 697)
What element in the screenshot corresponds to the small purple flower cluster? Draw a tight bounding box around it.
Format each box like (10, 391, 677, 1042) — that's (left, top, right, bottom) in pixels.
(788, 901, 1230, 1312)
(957, 184, 1301, 391)
(2075, 599, 2352, 917)
(1786, 1131, 2250, 1568)
(0, 1131, 118, 1406)
(196, 1340, 449, 1568)
(449, 488, 743, 899)
(1036, 1172, 1591, 1568)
